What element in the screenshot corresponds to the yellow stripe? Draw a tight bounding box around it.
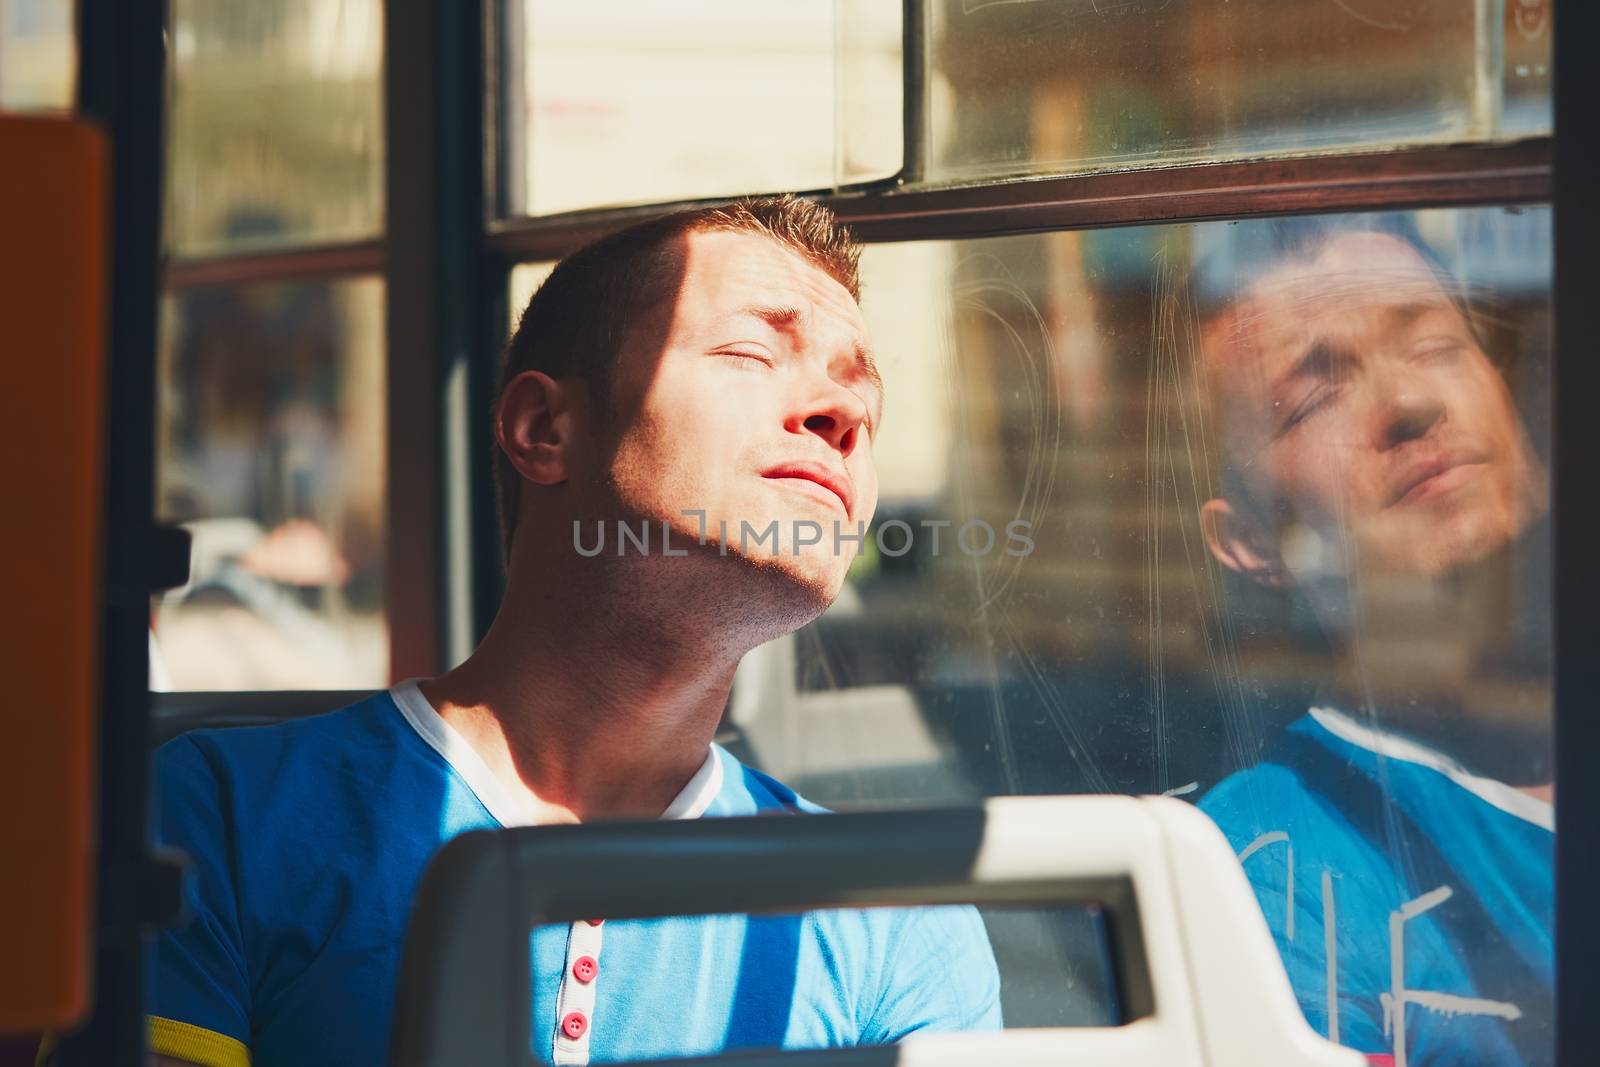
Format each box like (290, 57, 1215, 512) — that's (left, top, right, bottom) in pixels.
(147, 1016, 251, 1067)
(34, 1031, 57, 1067)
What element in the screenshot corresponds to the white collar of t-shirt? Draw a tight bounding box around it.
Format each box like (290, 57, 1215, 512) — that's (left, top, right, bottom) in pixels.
(389, 678, 724, 1066)
(1308, 705, 1553, 832)
(389, 678, 724, 828)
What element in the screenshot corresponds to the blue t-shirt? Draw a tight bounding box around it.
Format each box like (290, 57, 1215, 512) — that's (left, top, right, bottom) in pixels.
(1200, 707, 1553, 1067)
(146, 684, 1001, 1066)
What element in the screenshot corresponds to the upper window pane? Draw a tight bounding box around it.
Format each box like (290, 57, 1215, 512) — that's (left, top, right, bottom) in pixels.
(918, 0, 1552, 184)
(153, 276, 387, 690)
(0, 0, 75, 110)
(166, 0, 383, 256)
(514, 0, 846, 216)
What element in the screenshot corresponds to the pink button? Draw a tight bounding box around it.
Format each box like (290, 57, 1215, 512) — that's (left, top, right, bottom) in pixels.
(561, 1011, 588, 1040)
(572, 955, 598, 983)
(585, 918, 604, 927)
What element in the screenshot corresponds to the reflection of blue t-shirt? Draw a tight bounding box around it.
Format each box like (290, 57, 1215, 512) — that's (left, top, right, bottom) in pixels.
(147, 683, 1001, 1067)
(1200, 707, 1552, 1067)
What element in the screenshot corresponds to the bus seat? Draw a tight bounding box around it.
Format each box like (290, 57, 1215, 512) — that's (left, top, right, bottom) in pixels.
(148, 690, 378, 748)
(388, 796, 1362, 1067)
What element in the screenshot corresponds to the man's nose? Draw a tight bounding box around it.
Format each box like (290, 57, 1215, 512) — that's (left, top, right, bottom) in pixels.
(1378, 368, 1448, 449)
(787, 379, 869, 456)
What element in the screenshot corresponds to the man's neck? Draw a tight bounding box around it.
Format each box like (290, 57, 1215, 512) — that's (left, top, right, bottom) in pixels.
(1313, 523, 1555, 789)
(419, 566, 743, 824)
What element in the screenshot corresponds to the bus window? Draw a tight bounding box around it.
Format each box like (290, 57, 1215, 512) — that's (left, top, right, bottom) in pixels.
(22, 0, 1561, 1061)
(513, 0, 849, 216)
(149, 0, 389, 692)
(166, 0, 383, 256)
(723, 205, 1552, 1065)
(920, 0, 1551, 184)
(153, 277, 388, 690)
(0, 0, 74, 111)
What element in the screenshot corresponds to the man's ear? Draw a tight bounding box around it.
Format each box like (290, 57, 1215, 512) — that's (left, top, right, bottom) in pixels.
(1200, 497, 1293, 589)
(496, 370, 580, 487)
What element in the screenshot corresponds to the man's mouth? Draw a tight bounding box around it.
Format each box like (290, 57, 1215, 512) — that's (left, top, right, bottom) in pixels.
(761, 462, 852, 517)
(1390, 455, 1487, 507)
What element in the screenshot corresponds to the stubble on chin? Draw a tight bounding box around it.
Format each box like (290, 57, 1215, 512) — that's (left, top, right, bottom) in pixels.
(623, 534, 845, 650)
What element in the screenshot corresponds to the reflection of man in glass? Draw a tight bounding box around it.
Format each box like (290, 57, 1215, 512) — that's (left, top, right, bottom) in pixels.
(1191, 216, 1552, 1066)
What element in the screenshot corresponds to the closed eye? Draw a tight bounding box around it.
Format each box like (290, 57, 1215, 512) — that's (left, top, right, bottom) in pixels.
(1277, 384, 1342, 436)
(716, 346, 775, 368)
(1410, 336, 1468, 363)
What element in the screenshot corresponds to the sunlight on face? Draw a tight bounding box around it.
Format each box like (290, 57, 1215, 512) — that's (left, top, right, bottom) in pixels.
(595, 229, 882, 610)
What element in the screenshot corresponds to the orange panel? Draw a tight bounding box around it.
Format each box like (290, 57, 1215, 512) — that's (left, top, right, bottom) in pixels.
(0, 115, 108, 1033)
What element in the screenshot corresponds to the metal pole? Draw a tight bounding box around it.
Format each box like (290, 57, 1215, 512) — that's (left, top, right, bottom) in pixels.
(385, 0, 498, 675)
(62, 0, 178, 1063)
(1553, 2, 1598, 1064)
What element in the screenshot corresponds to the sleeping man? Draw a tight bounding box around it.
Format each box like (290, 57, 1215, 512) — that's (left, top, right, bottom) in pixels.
(141, 197, 1001, 1067)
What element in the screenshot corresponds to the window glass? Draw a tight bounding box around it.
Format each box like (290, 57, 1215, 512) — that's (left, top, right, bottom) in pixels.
(916, 0, 1552, 184)
(733, 206, 1553, 1064)
(0, 0, 75, 110)
(166, 0, 383, 255)
(514, 0, 858, 216)
(152, 276, 387, 690)
(836, 0, 903, 187)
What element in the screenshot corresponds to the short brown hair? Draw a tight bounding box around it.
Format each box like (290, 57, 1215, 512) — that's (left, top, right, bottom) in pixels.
(494, 195, 862, 562)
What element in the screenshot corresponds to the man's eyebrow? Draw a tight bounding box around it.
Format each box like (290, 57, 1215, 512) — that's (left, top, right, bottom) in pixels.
(851, 341, 884, 397)
(1275, 339, 1354, 391)
(1271, 297, 1457, 391)
(1393, 297, 1460, 328)
(736, 303, 885, 411)
(739, 303, 804, 332)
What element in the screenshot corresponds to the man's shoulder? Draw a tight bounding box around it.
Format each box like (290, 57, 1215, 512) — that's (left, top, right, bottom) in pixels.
(705, 752, 998, 984)
(152, 688, 488, 901)
(1196, 715, 1423, 916)
(1197, 754, 1320, 835)
(151, 690, 442, 840)
(1196, 716, 1367, 855)
(707, 745, 831, 816)
(156, 690, 403, 777)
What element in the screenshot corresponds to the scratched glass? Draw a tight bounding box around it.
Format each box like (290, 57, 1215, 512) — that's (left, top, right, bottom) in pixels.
(510, 0, 901, 216)
(727, 206, 1552, 1065)
(166, 0, 384, 255)
(915, 0, 1552, 184)
(152, 277, 388, 691)
(0, 0, 75, 110)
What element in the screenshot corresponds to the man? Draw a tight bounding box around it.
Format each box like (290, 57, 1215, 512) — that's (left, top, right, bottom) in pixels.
(1189, 215, 1553, 1066)
(142, 197, 1002, 1067)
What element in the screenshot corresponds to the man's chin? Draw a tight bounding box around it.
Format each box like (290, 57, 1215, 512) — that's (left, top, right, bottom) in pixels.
(636, 511, 855, 629)
(681, 548, 839, 644)
(728, 539, 847, 601)
(1357, 504, 1521, 578)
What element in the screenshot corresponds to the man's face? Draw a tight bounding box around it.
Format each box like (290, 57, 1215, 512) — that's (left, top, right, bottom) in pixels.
(1202, 232, 1544, 581)
(582, 229, 882, 611)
